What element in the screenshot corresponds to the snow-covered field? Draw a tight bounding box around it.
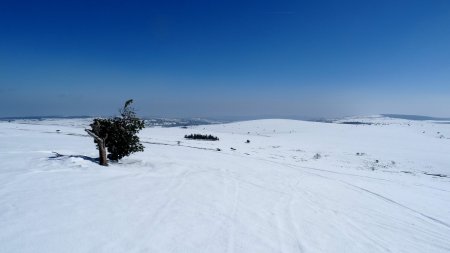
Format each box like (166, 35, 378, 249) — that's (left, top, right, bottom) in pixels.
(0, 116, 449, 252)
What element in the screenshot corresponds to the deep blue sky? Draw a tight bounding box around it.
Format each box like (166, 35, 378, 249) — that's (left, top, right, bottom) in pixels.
(1, 0, 449, 118)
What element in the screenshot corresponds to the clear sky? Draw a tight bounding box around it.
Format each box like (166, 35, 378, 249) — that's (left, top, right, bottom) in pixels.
(1, 0, 449, 118)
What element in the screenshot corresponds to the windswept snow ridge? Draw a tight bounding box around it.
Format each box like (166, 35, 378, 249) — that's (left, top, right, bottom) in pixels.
(0, 116, 449, 252)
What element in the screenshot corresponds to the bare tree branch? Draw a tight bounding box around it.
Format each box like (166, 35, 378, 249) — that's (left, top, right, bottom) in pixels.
(85, 129, 108, 166)
(85, 129, 101, 142)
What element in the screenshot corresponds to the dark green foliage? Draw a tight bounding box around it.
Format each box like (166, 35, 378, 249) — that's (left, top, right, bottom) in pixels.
(89, 100, 145, 161)
(184, 133, 219, 141)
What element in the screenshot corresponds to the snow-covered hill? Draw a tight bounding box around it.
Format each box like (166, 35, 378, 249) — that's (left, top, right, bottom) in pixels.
(0, 116, 449, 252)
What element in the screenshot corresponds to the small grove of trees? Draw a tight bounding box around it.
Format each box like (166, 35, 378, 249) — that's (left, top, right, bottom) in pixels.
(85, 99, 145, 166)
(184, 134, 219, 141)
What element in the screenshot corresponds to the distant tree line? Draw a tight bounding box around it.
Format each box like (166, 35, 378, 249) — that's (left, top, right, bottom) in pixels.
(184, 134, 219, 141)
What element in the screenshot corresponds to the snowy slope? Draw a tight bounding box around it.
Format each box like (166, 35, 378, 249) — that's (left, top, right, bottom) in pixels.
(0, 116, 449, 252)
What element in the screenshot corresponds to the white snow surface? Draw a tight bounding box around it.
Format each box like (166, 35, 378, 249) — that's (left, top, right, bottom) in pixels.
(0, 116, 449, 252)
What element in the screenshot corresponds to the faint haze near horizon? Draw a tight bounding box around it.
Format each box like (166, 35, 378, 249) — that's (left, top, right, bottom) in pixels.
(1, 0, 449, 118)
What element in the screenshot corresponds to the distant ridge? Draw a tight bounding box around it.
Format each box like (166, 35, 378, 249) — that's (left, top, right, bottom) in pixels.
(382, 114, 450, 121)
(0, 116, 225, 128)
(0, 116, 93, 120)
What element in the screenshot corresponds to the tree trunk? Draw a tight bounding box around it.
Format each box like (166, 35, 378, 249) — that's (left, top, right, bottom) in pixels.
(85, 129, 108, 166)
(97, 139, 108, 166)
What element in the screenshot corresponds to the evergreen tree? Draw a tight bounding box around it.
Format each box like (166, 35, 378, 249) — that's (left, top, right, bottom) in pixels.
(184, 133, 219, 141)
(86, 99, 145, 165)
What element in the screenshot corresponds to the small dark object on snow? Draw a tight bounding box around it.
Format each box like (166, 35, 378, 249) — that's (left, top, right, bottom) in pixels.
(56, 130, 61, 133)
(246, 140, 250, 143)
(51, 151, 64, 158)
(424, 172, 447, 178)
(375, 159, 379, 163)
(340, 121, 372, 125)
(230, 147, 236, 151)
(216, 148, 221, 151)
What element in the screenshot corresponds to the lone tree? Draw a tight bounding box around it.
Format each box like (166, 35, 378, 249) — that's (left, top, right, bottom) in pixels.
(86, 99, 145, 166)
